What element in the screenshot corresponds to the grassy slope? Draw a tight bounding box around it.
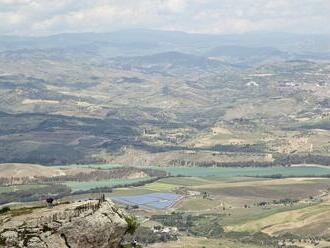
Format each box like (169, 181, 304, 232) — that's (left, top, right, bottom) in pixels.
(227, 197, 330, 237)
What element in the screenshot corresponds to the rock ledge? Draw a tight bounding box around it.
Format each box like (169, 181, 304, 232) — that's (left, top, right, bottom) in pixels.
(0, 200, 128, 248)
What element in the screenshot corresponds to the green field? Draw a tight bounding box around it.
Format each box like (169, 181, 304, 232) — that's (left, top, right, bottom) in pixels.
(141, 182, 178, 191)
(64, 177, 153, 192)
(158, 177, 213, 186)
(156, 166, 330, 177)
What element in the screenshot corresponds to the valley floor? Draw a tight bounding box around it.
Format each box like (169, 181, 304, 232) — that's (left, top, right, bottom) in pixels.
(2, 164, 330, 247)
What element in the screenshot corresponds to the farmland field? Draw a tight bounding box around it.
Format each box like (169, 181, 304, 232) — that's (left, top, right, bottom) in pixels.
(2, 166, 330, 247)
(158, 177, 214, 186)
(64, 177, 153, 192)
(141, 182, 178, 192)
(156, 166, 330, 177)
(227, 196, 330, 238)
(107, 174, 330, 247)
(2, 163, 330, 247)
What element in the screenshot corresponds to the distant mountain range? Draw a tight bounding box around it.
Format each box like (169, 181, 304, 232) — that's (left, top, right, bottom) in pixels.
(1, 29, 330, 56)
(205, 46, 287, 58)
(112, 51, 234, 71)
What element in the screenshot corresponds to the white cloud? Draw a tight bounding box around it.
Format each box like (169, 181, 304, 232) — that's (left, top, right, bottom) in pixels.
(162, 0, 187, 13)
(0, 0, 329, 35)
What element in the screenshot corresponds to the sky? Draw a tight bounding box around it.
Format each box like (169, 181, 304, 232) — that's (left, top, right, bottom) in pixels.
(1, 0, 330, 36)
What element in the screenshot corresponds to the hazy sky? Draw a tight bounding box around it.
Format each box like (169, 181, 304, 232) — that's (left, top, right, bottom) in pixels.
(1, 0, 330, 36)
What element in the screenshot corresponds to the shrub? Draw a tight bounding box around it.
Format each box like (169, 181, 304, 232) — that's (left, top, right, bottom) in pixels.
(0, 206, 10, 214)
(125, 215, 140, 235)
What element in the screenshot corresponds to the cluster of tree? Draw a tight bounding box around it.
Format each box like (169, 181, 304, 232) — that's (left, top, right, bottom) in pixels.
(169, 154, 330, 168)
(71, 187, 113, 196)
(208, 144, 266, 153)
(169, 159, 274, 167)
(275, 154, 330, 166)
(0, 206, 10, 214)
(257, 198, 298, 207)
(124, 226, 178, 245)
(272, 198, 298, 205)
(255, 174, 330, 179)
(280, 233, 322, 247)
(151, 213, 224, 238)
(0, 177, 31, 186)
(34, 168, 167, 183)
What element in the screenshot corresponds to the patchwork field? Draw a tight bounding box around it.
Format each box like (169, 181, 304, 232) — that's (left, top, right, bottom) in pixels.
(106, 173, 330, 247)
(2, 163, 330, 247)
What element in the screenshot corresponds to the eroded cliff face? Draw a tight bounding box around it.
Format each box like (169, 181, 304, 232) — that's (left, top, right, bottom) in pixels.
(0, 200, 128, 248)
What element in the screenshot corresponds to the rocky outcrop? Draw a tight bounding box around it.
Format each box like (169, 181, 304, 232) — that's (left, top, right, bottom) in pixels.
(0, 200, 129, 248)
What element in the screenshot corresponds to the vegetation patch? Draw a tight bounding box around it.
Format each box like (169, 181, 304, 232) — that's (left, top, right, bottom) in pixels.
(125, 215, 140, 235)
(159, 166, 330, 178)
(0, 206, 10, 215)
(151, 213, 224, 238)
(65, 177, 154, 192)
